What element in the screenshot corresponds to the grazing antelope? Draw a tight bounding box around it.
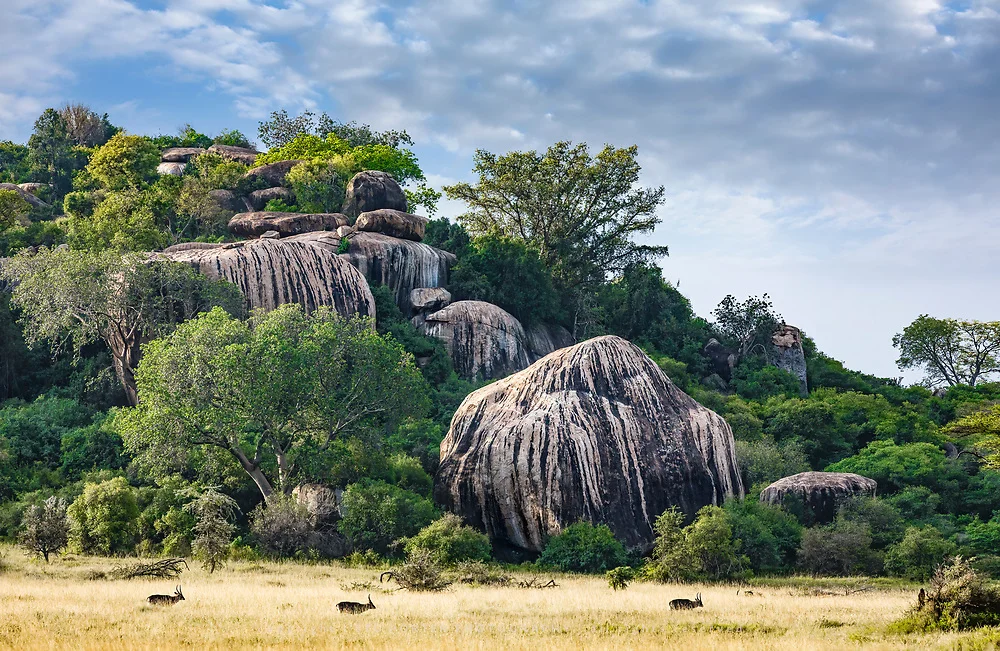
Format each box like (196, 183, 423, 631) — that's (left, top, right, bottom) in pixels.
(337, 594, 375, 614)
(147, 585, 184, 606)
(669, 593, 703, 610)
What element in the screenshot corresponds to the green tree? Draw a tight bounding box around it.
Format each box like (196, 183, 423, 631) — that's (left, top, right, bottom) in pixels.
(711, 294, 782, 362)
(539, 521, 628, 573)
(338, 479, 438, 555)
(894, 315, 1000, 387)
(722, 499, 802, 574)
(797, 519, 880, 576)
(118, 305, 429, 500)
(884, 526, 957, 581)
(444, 142, 667, 332)
(642, 507, 699, 582)
(68, 189, 168, 251)
(286, 159, 347, 213)
(402, 513, 492, 565)
(0, 189, 31, 230)
(0, 141, 31, 183)
(184, 488, 239, 572)
(826, 440, 950, 494)
(85, 133, 160, 191)
(18, 496, 69, 562)
(684, 505, 748, 580)
(1, 247, 242, 405)
(67, 477, 139, 555)
(27, 108, 75, 198)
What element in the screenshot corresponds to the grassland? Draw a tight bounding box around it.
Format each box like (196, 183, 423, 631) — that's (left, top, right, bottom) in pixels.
(1, 546, 997, 650)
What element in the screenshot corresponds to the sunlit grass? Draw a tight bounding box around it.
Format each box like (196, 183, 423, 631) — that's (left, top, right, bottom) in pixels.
(0, 545, 993, 650)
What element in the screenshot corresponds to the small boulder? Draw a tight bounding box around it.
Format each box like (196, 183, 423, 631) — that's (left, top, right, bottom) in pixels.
(355, 209, 427, 242)
(208, 143, 259, 165)
(243, 159, 302, 188)
(157, 162, 186, 176)
(760, 471, 877, 523)
(341, 170, 407, 220)
(0, 183, 49, 209)
(228, 211, 348, 238)
(259, 230, 281, 239)
(208, 189, 246, 213)
(293, 483, 344, 525)
(161, 147, 206, 163)
(248, 187, 296, 211)
(16, 183, 48, 196)
(411, 287, 452, 312)
(335, 225, 353, 238)
(525, 322, 574, 361)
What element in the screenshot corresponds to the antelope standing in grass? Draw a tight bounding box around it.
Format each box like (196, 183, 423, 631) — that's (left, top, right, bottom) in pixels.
(669, 593, 703, 610)
(337, 594, 375, 614)
(147, 586, 185, 606)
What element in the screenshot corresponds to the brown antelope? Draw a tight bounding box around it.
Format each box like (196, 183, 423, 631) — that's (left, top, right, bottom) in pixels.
(669, 593, 703, 610)
(147, 585, 185, 606)
(337, 594, 375, 614)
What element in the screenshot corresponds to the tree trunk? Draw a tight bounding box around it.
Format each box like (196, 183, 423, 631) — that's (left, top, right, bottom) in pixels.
(232, 447, 275, 503)
(107, 332, 143, 406)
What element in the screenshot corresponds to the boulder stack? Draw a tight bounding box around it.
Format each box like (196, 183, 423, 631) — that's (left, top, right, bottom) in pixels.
(355, 209, 427, 242)
(760, 471, 877, 523)
(435, 335, 744, 552)
(242, 159, 302, 188)
(228, 211, 348, 238)
(207, 143, 259, 165)
(160, 147, 205, 163)
(0, 183, 49, 209)
(341, 170, 407, 220)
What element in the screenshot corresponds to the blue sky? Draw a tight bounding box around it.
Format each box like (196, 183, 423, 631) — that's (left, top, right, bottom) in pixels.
(2, 0, 999, 382)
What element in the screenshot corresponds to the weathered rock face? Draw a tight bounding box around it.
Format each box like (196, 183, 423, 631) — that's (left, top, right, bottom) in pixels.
(228, 211, 348, 238)
(338, 231, 455, 313)
(703, 338, 736, 382)
(293, 483, 344, 525)
(16, 183, 48, 196)
(525, 322, 575, 361)
(411, 287, 452, 312)
(418, 300, 531, 380)
(355, 209, 427, 242)
(435, 335, 744, 552)
(157, 237, 374, 317)
(161, 147, 205, 163)
(208, 189, 246, 213)
(207, 143, 258, 165)
(0, 183, 49, 209)
(248, 187, 296, 211)
(760, 472, 876, 523)
(341, 170, 407, 220)
(243, 160, 302, 188)
(770, 324, 808, 396)
(157, 162, 186, 176)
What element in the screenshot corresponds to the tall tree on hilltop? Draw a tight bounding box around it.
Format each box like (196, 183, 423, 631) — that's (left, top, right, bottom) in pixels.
(27, 108, 76, 198)
(894, 315, 1000, 387)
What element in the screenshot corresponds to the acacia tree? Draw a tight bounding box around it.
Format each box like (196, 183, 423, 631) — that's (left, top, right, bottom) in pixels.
(117, 305, 430, 502)
(893, 315, 1000, 387)
(711, 294, 783, 362)
(0, 247, 243, 405)
(444, 142, 667, 332)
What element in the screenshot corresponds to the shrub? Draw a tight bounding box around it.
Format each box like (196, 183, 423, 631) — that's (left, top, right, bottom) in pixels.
(338, 480, 438, 555)
(723, 499, 802, 574)
(402, 513, 492, 565)
(884, 526, 957, 581)
(379, 548, 452, 591)
(85, 133, 159, 191)
(891, 557, 1000, 632)
(286, 159, 347, 213)
(642, 507, 699, 582)
(385, 453, 434, 496)
(67, 477, 139, 555)
(249, 495, 313, 558)
(454, 560, 512, 586)
(797, 520, 881, 576)
(607, 566, 635, 590)
(18, 496, 69, 562)
(685, 505, 749, 581)
(539, 521, 628, 573)
(185, 489, 239, 573)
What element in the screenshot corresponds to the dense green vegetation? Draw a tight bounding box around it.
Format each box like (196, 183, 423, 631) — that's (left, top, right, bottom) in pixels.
(1, 105, 999, 588)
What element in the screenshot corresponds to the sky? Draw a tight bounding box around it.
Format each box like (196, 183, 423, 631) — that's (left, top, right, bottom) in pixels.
(2, 0, 998, 383)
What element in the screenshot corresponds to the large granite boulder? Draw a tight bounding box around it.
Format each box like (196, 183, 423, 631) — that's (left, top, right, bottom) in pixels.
(417, 300, 531, 380)
(338, 231, 455, 313)
(248, 187, 296, 211)
(355, 209, 427, 242)
(525, 322, 575, 361)
(435, 335, 744, 552)
(157, 238, 374, 317)
(208, 189, 247, 213)
(0, 183, 49, 209)
(208, 143, 258, 165)
(228, 211, 348, 238)
(243, 160, 302, 188)
(760, 471, 877, 523)
(161, 147, 205, 163)
(770, 324, 808, 396)
(341, 170, 407, 220)
(703, 338, 736, 383)
(157, 162, 186, 176)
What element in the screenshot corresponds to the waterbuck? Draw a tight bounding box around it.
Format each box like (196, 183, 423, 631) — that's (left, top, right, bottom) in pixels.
(337, 594, 375, 614)
(147, 585, 185, 606)
(669, 593, 703, 610)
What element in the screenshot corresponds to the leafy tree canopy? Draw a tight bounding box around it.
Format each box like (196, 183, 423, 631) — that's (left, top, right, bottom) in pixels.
(894, 315, 1000, 388)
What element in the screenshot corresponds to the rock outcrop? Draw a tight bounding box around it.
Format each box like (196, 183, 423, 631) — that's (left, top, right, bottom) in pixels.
(417, 300, 531, 380)
(435, 335, 744, 552)
(228, 211, 348, 238)
(16, 183, 48, 196)
(355, 209, 427, 242)
(243, 160, 302, 188)
(161, 147, 205, 163)
(703, 339, 736, 383)
(760, 472, 877, 523)
(157, 237, 374, 317)
(208, 189, 245, 213)
(0, 183, 49, 209)
(338, 231, 454, 313)
(411, 287, 452, 312)
(525, 322, 575, 361)
(248, 187, 296, 211)
(208, 143, 258, 165)
(770, 324, 809, 396)
(157, 162, 186, 176)
(341, 170, 407, 220)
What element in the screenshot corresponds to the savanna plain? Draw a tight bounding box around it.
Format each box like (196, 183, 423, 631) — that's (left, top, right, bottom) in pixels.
(0, 548, 992, 651)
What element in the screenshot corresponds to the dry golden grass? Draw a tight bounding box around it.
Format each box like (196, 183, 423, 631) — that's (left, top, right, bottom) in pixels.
(0, 546, 996, 650)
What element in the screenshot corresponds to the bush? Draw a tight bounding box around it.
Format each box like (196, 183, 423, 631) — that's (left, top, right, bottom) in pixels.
(606, 566, 635, 590)
(185, 489, 239, 573)
(685, 505, 749, 581)
(884, 526, 957, 581)
(338, 480, 438, 555)
(67, 477, 139, 555)
(797, 520, 881, 576)
(723, 499, 802, 574)
(402, 513, 492, 565)
(249, 495, 313, 558)
(837, 497, 905, 550)
(891, 557, 1000, 632)
(18, 496, 69, 562)
(539, 522, 628, 573)
(379, 548, 451, 591)
(286, 159, 346, 213)
(642, 507, 699, 582)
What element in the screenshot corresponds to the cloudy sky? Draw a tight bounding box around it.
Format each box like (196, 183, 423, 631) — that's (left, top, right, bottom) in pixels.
(2, 0, 998, 382)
